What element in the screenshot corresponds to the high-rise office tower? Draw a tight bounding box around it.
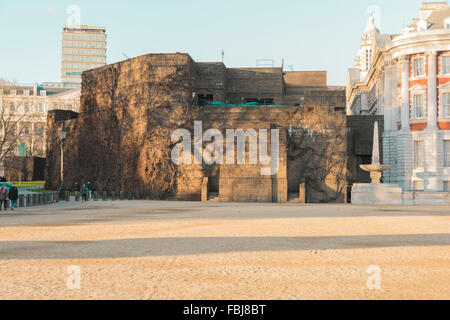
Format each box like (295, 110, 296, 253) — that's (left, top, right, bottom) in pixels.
(61, 25, 107, 88)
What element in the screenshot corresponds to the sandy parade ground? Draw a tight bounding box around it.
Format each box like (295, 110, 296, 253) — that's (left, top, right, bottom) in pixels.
(0, 200, 449, 300)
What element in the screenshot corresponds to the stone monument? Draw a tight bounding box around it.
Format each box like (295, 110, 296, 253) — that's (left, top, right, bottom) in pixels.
(351, 121, 402, 205)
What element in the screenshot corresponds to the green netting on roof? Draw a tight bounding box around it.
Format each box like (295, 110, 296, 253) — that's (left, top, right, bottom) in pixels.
(207, 101, 227, 106)
(205, 101, 286, 108)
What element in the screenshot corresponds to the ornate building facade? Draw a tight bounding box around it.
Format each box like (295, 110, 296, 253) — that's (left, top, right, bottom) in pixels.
(347, 2, 450, 199)
(0, 83, 80, 158)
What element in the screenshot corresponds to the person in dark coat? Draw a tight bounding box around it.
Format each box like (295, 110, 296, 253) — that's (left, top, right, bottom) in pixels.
(74, 182, 80, 199)
(81, 184, 88, 202)
(0, 185, 8, 210)
(86, 182, 93, 200)
(8, 183, 18, 211)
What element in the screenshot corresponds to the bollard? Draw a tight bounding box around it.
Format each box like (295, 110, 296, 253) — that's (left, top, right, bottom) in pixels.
(103, 191, 107, 201)
(65, 191, 70, 201)
(111, 191, 115, 201)
(26, 194, 31, 207)
(128, 192, 133, 200)
(19, 195, 25, 207)
(94, 191, 98, 201)
(120, 191, 124, 200)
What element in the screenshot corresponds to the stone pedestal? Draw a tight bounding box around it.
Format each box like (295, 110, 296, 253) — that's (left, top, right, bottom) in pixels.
(201, 177, 209, 203)
(19, 195, 25, 207)
(403, 191, 450, 205)
(351, 183, 402, 205)
(298, 182, 306, 204)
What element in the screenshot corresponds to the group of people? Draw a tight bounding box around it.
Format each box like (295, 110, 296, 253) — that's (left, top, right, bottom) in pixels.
(74, 181, 93, 202)
(0, 184, 19, 211)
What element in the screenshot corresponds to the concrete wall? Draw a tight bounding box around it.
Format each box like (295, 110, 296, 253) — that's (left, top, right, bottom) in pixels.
(45, 53, 348, 203)
(226, 68, 284, 104)
(195, 63, 227, 103)
(346, 115, 384, 187)
(283, 71, 327, 88)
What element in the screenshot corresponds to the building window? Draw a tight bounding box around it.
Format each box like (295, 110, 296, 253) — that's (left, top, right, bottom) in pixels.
(365, 49, 371, 70)
(445, 140, 450, 168)
(35, 124, 44, 136)
(414, 140, 425, 169)
(21, 123, 30, 135)
(444, 181, 450, 191)
(442, 93, 450, 117)
(442, 56, 450, 74)
(445, 17, 450, 29)
(39, 103, 46, 113)
(413, 94, 426, 118)
(413, 58, 425, 77)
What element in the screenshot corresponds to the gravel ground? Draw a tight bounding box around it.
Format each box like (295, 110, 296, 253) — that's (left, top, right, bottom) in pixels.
(0, 200, 449, 300)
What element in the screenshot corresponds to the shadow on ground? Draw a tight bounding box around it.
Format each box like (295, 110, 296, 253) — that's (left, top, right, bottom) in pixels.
(1, 203, 449, 228)
(1, 233, 449, 260)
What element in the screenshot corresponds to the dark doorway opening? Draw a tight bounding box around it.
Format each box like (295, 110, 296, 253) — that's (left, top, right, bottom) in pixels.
(198, 94, 214, 106)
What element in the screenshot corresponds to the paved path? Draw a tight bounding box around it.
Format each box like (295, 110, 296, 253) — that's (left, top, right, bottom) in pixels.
(0, 201, 449, 299)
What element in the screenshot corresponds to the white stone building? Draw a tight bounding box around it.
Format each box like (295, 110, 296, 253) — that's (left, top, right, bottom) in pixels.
(0, 83, 80, 158)
(347, 2, 450, 203)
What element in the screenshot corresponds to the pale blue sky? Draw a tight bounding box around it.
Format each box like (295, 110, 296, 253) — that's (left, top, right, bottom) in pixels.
(0, 0, 426, 85)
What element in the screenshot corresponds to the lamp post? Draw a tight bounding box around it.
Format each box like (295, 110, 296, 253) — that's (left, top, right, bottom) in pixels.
(59, 127, 68, 198)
